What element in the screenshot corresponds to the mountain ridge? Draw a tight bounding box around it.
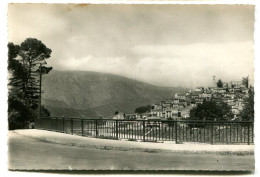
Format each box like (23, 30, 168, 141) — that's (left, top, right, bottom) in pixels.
(41, 70, 189, 118)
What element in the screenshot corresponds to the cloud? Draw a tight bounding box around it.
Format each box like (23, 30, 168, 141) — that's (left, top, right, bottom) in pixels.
(54, 41, 253, 88)
(8, 4, 255, 88)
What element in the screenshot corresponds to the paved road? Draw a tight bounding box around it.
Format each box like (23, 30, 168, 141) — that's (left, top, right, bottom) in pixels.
(8, 131, 254, 171)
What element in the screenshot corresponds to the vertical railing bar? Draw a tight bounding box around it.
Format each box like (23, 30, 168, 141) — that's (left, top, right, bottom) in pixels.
(139, 122, 141, 140)
(116, 120, 119, 140)
(143, 120, 145, 142)
(219, 124, 221, 143)
(106, 121, 108, 138)
(252, 123, 254, 144)
(204, 123, 206, 142)
(50, 117, 53, 131)
(186, 124, 188, 142)
(155, 122, 157, 142)
(119, 122, 121, 139)
(183, 124, 185, 142)
(240, 124, 243, 143)
(175, 121, 178, 144)
(107, 121, 108, 138)
(102, 120, 104, 137)
(71, 118, 73, 135)
(135, 122, 137, 140)
(172, 123, 174, 141)
(197, 125, 199, 142)
(225, 123, 228, 144)
(81, 119, 84, 136)
(244, 125, 246, 143)
(95, 119, 98, 138)
(105, 121, 107, 137)
(92, 120, 94, 137)
(160, 122, 164, 141)
(143, 121, 145, 142)
(112, 121, 114, 138)
(125, 122, 129, 138)
(109, 121, 110, 138)
(110, 121, 112, 138)
(211, 123, 214, 145)
(230, 123, 232, 144)
(88, 121, 90, 136)
(111, 121, 113, 138)
(200, 127, 202, 142)
(237, 123, 239, 143)
(62, 117, 65, 133)
(149, 123, 151, 141)
(55, 117, 58, 132)
(124, 122, 126, 139)
(169, 123, 171, 141)
(248, 123, 250, 145)
(104, 121, 108, 137)
(131, 122, 133, 139)
(136, 122, 138, 140)
(193, 123, 195, 142)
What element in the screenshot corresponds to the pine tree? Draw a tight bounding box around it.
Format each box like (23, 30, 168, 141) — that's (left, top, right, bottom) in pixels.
(8, 38, 52, 129)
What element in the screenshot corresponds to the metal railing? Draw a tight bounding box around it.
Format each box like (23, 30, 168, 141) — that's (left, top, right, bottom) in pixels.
(35, 117, 254, 145)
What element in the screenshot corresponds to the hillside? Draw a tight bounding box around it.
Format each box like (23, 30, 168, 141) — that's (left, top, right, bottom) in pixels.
(42, 70, 189, 118)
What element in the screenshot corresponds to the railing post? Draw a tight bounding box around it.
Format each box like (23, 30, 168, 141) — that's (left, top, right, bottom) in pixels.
(252, 122, 254, 144)
(116, 120, 119, 140)
(211, 123, 214, 145)
(50, 118, 52, 131)
(248, 123, 250, 145)
(95, 120, 98, 138)
(56, 117, 58, 131)
(175, 121, 178, 144)
(71, 118, 73, 135)
(143, 120, 146, 142)
(62, 117, 65, 133)
(81, 119, 84, 136)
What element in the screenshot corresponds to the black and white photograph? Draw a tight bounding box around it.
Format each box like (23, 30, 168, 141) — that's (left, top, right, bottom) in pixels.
(6, 3, 255, 172)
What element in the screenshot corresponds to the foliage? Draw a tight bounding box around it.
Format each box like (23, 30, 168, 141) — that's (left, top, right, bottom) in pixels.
(8, 38, 52, 130)
(189, 100, 233, 121)
(225, 85, 229, 92)
(167, 117, 175, 127)
(240, 91, 254, 121)
(135, 105, 152, 114)
(216, 79, 223, 88)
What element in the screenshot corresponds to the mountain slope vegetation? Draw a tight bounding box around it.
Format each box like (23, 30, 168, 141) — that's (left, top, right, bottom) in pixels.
(42, 70, 188, 118)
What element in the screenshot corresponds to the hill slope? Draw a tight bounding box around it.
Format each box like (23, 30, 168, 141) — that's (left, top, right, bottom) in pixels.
(42, 70, 189, 118)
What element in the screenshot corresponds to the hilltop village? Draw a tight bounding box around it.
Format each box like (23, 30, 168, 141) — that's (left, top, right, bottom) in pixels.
(114, 78, 253, 120)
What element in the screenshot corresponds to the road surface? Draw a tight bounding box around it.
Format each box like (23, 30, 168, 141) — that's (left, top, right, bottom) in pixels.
(8, 131, 254, 171)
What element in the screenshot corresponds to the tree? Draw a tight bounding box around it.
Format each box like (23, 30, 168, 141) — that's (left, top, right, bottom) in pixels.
(135, 105, 152, 114)
(242, 76, 249, 88)
(240, 91, 254, 121)
(217, 79, 223, 88)
(19, 38, 52, 108)
(226, 86, 229, 92)
(8, 38, 52, 130)
(190, 100, 233, 121)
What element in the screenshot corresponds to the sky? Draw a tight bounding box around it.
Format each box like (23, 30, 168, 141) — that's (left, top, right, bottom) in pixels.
(8, 4, 255, 88)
